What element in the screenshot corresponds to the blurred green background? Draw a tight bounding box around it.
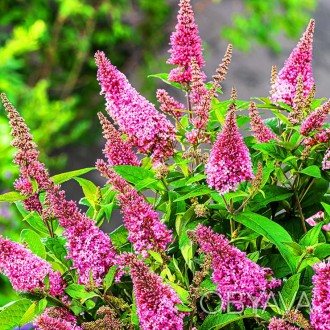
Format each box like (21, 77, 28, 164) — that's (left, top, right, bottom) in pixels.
(0, 0, 317, 307)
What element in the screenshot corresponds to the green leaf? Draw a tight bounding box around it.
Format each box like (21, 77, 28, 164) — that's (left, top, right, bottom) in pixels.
(20, 229, 46, 259)
(101, 203, 114, 221)
(19, 301, 36, 327)
(74, 177, 98, 207)
(249, 186, 293, 211)
(186, 174, 206, 185)
(110, 225, 129, 247)
(321, 202, 330, 218)
(0, 191, 26, 203)
(131, 293, 139, 326)
(282, 242, 303, 256)
(175, 207, 195, 238)
(35, 298, 47, 316)
(299, 223, 323, 247)
(263, 254, 291, 278)
(112, 165, 154, 185)
(270, 109, 291, 125)
(43, 236, 71, 268)
(104, 265, 118, 292)
(65, 284, 98, 301)
(22, 211, 49, 234)
(148, 250, 163, 264)
(279, 273, 300, 312)
(174, 185, 212, 202)
(148, 73, 185, 91)
(247, 251, 259, 262)
(299, 165, 321, 179)
(234, 212, 297, 273)
(169, 283, 190, 304)
(314, 244, 330, 259)
(135, 177, 164, 191)
(253, 143, 288, 161)
(51, 167, 95, 184)
(176, 304, 192, 312)
(0, 299, 33, 330)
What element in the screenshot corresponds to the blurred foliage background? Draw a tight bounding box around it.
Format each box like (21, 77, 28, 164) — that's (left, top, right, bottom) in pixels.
(0, 0, 317, 307)
(221, 0, 317, 52)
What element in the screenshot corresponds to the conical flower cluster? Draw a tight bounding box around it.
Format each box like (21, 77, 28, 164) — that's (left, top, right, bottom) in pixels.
(2, 94, 117, 287)
(300, 99, 330, 136)
(268, 317, 300, 330)
(48, 187, 117, 286)
(322, 147, 330, 171)
(195, 225, 281, 310)
(310, 260, 330, 330)
(98, 112, 140, 166)
(167, 0, 205, 83)
(97, 160, 173, 258)
(120, 253, 184, 330)
(1, 93, 53, 213)
(34, 307, 82, 330)
(0, 236, 64, 296)
(156, 89, 185, 118)
(249, 102, 277, 142)
(271, 19, 314, 106)
(95, 51, 176, 161)
(206, 107, 254, 195)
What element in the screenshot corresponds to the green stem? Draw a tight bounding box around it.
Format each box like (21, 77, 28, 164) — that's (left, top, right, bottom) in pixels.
(295, 252, 307, 274)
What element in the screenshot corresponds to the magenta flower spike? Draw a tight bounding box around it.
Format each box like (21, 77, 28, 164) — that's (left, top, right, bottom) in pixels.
(0, 236, 64, 296)
(2, 94, 117, 287)
(206, 108, 254, 195)
(1, 93, 53, 213)
(195, 225, 281, 311)
(249, 102, 277, 142)
(271, 19, 315, 106)
(95, 51, 176, 162)
(96, 160, 173, 258)
(268, 317, 300, 330)
(34, 307, 82, 330)
(120, 254, 184, 330)
(156, 89, 185, 119)
(310, 260, 330, 330)
(48, 187, 117, 286)
(300, 99, 330, 136)
(98, 112, 140, 166)
(167, 0, 205, 84)
(322, 147, 330, 171)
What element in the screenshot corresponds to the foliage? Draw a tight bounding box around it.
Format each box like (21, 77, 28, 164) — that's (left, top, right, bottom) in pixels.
(0, 1, 329, 329)
(0, 0, 171, 189)
(222, 0, 317, 52)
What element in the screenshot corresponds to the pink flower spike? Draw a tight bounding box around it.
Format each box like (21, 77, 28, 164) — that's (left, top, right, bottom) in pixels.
(119, 253, 185, 330)
(98, 112, 140, 166)
(48, 187, 117, 286)
(268, 317, 300, 330)
(34, 307, 82, 330)
(249, 102, 277, 143)
(206, 108, 254, 195)
(300, 99, 330, 136)
(95, 51, 176, 162)
(167, 0, 205, 83)
(1, 93, 53, 213)
(311, 260, 330, 330)
(0, 236, 64, 296)
(96, 159, 173, 258)
(271, 19, 315, 106)
(156, 89, 185, 118)
(322, 147, 330, 170)
(195, 225, 281, 311)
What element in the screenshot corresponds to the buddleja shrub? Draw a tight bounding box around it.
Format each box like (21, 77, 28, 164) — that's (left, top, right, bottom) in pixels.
(0, 0, 330, 329)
